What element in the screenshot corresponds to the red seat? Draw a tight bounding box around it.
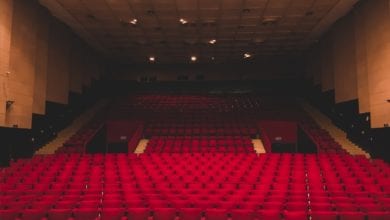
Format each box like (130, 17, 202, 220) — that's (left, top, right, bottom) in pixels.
(310, 211, 338, 220)
(366, 211, 390, 220)
(0, 209, 19, 220)
(179, 208, 203, 220)
(256, 210, 281, 219)
(204, 209, 227, 220)
(153, 208, 177, 220)
(73, 208, 99, 220)
(283, 211, 308, 220)
(48, 209, 73, 220)
(230, 209, 254, 220)
(100, 208, 127, 220)
(338, 212, 366, 220)
(128, 208, 151, 220)
(22, 209, 47, 220)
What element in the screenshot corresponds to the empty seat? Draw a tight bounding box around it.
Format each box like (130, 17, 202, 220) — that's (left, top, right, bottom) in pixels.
(366, 211, 390, 220)
(283, 211, 308, 220)
(73, 208, 99, 220)
(47, 209, 73, 220)
(0, 209, 19, 220)
(128, 208, 151, 220)
(204, 209, 227, 220)
(179, 208, 203, 220)
(230, 209, 254, 220)
(309, 211, 338, 220)
(338, 212, 366, 220)
(100, 208, 127, 220)
(256, 210, 281, 219)
(153, 208, 177, 220)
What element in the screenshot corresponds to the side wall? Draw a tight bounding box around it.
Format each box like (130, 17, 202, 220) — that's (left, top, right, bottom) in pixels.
(305, 0, 390, 128)
(0, 0, 103, 128)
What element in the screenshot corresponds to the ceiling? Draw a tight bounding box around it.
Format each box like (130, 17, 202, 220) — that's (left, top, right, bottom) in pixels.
(39, 0, 359, 64)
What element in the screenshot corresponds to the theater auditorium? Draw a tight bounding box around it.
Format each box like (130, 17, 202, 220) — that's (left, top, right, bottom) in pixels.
(0, 0, 389, 220)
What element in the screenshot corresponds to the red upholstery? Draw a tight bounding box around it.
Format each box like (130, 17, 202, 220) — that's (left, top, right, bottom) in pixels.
(100, 208, 127, 220)
(153, 208, 177, 220)
(128, 208, 150, 220)
(0, 209, 19, 220)
(204, 209, 227, 220)
(230, 209, 255, 220)
(47, 209, 72, 220)
(179, 208, 203, 220)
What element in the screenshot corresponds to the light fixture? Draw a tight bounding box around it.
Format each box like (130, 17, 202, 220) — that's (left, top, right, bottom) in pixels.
(244, 53, 251, 58)
(149, 56, 155, 62)
(262, 16, 280, 25)
(191, 56, 197, 62)
(130, 18, 138, 25)
(209, 39, 216, 44)
(211, 57, 215, 60)
(179, 18, 188, 24)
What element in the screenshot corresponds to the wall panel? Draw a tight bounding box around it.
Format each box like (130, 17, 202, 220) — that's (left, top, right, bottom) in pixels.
(46, 20, 70, 104)
(0, 0, 14, 126)
(354, 5, 370, 114)
(6, 0, 38, 128)
(363, 0, 390, 128)
(33, 8, 50, 114)
(332, 14, 358, 103)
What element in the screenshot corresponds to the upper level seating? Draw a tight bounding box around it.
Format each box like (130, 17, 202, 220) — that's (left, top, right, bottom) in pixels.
(1, 153, 389, 219)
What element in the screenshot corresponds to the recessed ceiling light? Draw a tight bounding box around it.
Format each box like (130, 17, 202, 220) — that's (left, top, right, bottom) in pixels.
(244, 53, 252, 58)
(209, 39, 216, 44)
(191, 56, 197, 62)
(149, 56, 155, 62)
(211, 57, 215, 60)
(180, 18, 188, 24)
(130, 18, 137, 25)
(262, 16, 280, 25)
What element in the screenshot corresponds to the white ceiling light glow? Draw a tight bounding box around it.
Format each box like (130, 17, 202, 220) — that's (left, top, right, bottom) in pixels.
(209, 39, 216, 44)
(130, 18, 137, 25)
(179, 18, 188, 24)
(191, 56, 197, 62)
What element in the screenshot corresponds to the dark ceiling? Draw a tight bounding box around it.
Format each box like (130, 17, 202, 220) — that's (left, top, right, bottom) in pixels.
(39, 0, 358, 64)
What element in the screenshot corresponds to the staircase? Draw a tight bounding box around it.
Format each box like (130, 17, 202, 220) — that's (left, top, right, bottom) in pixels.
(252, 139, 266, 154)
(301, 102, 370, 158)
(134, 139, 149, 154)
(35, 100, 108, 155)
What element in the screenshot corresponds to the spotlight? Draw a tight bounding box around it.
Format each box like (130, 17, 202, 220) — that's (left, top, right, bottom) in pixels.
(130, 18, 137, 25)
(191, 56, 197, 62)
(179, 18, 188, 24)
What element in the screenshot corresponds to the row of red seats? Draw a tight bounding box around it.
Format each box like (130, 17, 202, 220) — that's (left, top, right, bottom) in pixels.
(0, 206, 388, 220)
(145, 136, 254, 153)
